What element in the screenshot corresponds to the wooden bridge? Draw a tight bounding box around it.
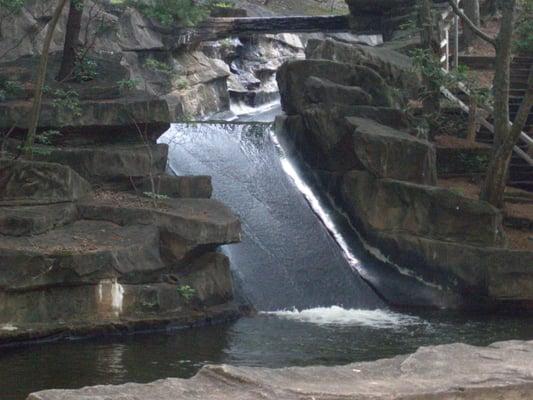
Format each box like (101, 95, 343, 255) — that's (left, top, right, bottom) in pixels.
(155, 15, 380, 47)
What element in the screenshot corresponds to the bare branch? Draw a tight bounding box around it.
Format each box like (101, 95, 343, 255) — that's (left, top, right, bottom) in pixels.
(448, 0, 496, 46)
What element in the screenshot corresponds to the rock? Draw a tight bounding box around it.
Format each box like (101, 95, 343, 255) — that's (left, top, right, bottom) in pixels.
(346, 117, 437, 185)
(0, 93, 171, 144)
(340, 170, 505, 247)
(0, 220, 164, 291)
(305, 76, 372, 107)
(128, 175, 213, 199)
(277, 59, 396, 115)
(0, 159, 92, 205)
(0, 203, 78, 236)
(27, 340, 533, 400)
(179, 252, 234, 307)
(79, 195, 242, 263)
(34, 144, 169, 183)
(371, 230, 533, 306)
(298, 105, 364, 172)
(306, 38, 419, 96)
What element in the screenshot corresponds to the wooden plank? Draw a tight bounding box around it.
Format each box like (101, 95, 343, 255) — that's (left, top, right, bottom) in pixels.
(156, 15, 371, 46)
(441, 87, 533, 166)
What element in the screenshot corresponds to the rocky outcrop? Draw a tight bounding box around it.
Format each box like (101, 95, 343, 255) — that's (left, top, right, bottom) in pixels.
(277, 59, 398, 115)
(0, 144, 242, 345)
(347, 117, 436, 184)
(276, 37, 533, 309)
(340, 170, 504, 247)
(27, 340, 533, 400)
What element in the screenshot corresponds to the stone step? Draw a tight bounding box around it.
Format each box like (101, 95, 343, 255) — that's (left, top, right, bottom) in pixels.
(0, 203, 78, 237)
(0, 159, 92, 206)
(0, 220, 164, 291)
(78, 194, 241, 264)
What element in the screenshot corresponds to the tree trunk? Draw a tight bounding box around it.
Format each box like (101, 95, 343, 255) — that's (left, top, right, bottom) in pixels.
(419, 0, 441, 115)
(466, 96, 478, 143)
(463, 0, 480, 49)
(490, 0, 514, 150)
(57, 0, 84, 82)
(23, 0, 69, 158)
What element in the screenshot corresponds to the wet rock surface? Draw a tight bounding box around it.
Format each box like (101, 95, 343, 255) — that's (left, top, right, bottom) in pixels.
(276, 37, 533, 309)
(27, 340, 533, 400)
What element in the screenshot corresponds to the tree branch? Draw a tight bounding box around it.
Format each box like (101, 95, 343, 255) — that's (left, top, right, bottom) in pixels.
(448, 0, 496, 46)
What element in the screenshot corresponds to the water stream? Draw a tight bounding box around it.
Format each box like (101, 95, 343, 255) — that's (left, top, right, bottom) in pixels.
(2, 105, 533, 400)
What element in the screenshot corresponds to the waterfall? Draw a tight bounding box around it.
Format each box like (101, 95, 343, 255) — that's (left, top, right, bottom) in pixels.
(159, 122, 383, 311)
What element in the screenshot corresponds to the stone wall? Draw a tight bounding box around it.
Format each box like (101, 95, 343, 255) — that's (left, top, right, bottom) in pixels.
(275, 37, 533, 309)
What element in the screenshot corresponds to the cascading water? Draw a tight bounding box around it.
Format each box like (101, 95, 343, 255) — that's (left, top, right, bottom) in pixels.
(159, 122, 383, 311)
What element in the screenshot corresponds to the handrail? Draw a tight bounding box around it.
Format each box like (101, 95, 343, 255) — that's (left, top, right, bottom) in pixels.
(437, 1, 533, 165)
(441, 86, 533, 166)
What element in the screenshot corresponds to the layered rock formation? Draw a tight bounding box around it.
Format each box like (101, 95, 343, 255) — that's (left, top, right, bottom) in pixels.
(275, 38, 533, 309)
(27, 340, 533, 399)
(0, 129, 242, 345)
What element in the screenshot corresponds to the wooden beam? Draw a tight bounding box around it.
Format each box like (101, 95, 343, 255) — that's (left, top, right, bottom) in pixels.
(151, 15, 378, 47)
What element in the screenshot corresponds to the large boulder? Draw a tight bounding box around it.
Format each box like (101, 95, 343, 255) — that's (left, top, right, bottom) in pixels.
(347, 117, 437, 185)
(371, 230, 533, 305)
(340, 170, 505, 247)
(305, 38, 420, 96)
(277, 59, 397, 115)
(0, 159, 92, 205)
(27, 340, 533, 400)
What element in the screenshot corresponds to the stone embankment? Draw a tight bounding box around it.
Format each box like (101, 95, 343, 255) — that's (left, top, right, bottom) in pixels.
(275, 36, 533, 309)
(0, 95, 243, 345)
(27, 340, 533, 399)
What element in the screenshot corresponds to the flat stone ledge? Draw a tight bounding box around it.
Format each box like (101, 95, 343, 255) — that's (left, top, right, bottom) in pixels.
(27, 340, 533, 399)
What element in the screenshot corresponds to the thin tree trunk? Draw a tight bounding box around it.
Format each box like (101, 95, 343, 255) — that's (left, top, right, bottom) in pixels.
(466, 96, 478, 142)
(491, 0, 514, 150)
(463, 0, 480, 50)
(23, 0, 69, 158)
(419, 0, 441, 115)
(481, 65, 533, 208)
(57, 0, 84, 82)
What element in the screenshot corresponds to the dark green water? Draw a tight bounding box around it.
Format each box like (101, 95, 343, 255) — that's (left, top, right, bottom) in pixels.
(2, 310, 533, 400)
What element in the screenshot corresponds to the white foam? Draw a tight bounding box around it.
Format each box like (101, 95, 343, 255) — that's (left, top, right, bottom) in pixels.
(263, 306, 423, 328)
(1, 323, 18, 331)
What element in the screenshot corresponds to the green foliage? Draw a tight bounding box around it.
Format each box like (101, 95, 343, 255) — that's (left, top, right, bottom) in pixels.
(0, 0, 25, 13)
(35, 129, 61, 146)
(49, 88, 82, 119)
(515, 0, 533, 53)
(124, 0, 209, 26)
(458, 153, 489, 172)
(143, 191, 169, 200)
(177, 285, 196, 302)
(0, 77, 22, 101)
(74, 56, 98, 82)
(174, 76, 188, 90)
(144, 58, 173, 74)
(117, 78, 140, 91)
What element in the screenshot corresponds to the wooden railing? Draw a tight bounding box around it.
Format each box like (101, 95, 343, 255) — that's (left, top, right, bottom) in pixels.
(436, 0, 533, 166)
